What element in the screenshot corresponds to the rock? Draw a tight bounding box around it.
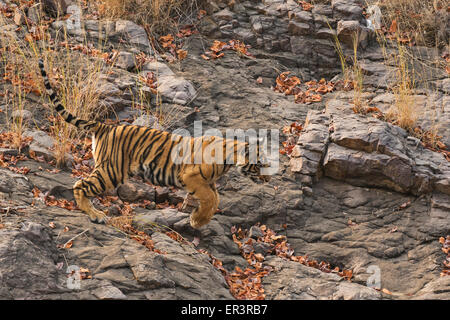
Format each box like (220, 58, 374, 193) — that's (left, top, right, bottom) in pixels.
(133, 208, 189, 229)
(117, 181, 156, 203)
(290, 10, 313, 24)
(142, 61, 175, 78)
(0, 222, 65, 299)
(248, 226, 264, 239)
(289, 110, 329, 180)
(0, 148, 19, 156)
(332, 0, 364, 21)
(337, 20, 361, 46)
(114, 51, 135, 71)
(323, 143, 415, 194)
(11, 109, 32, 122)
(115, 20, 153, 54)
(97, 81, 121, 98)
(92, 282, 127, 300)
(288, 21, 311, 36)
(413, 277, 450, 299)
(48, 185, 74, 201)
(180, 194, 198, 214)
(14, 8, 24, 25)
(316, 28, 336, 39)
(290, 99, 450, 196)
(168, 189, 187, 206)
(50, 4, 83, 36)
(42, 0, 67, 17)
(155, 186, 170, 203)
(263, 256, 381, 300)
(23, 130, 56, 161)
(213, 8, 234, 22)
(27, 2, 42, 24)
(157, 77, 196, 105)
(0, 168, 33, 195)
(132, 114, 162, 129)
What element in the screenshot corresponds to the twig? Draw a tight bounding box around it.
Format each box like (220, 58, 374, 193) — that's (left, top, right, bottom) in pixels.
(62, 228, 89, 248)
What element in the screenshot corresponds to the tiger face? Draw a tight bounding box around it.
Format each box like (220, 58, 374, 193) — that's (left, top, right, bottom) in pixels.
(240, 161, 271, 182)
(239, 141, 271, 182)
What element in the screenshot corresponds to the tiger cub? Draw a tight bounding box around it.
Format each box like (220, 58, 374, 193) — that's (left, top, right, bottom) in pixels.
(38, 59, 270, 228)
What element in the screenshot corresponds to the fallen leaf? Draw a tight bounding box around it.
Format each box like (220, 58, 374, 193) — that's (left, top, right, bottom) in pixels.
(389, 20, 397, 33)
(64, 240, 73, 249)
(382, 288, 392, 295)
(176, 49, 187, 60)
(399, 201, 411, 209)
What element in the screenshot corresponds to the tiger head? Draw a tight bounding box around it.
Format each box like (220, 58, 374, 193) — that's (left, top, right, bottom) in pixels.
(238, 139, 271, 183)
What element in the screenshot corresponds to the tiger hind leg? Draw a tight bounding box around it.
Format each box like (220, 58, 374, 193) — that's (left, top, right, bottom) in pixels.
(183, 176, 219, 229)
(73, 168, 113, 224)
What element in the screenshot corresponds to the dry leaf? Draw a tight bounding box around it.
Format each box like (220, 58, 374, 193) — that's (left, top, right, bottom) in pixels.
(176, 49, 187, 60)
(381, 288, 392, 295)
(64, 240, 73, 249)
(389, 20, 397, 33)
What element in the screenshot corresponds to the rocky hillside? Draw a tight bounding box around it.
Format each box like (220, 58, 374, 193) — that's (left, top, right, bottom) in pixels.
(0, 0, 449, 300)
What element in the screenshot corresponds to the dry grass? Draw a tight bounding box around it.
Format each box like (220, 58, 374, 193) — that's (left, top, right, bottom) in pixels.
(377, 0, 448, 48)
(44, 51, 111, 168)
(98, 0, 203, 34)
(0, 12, 112, 167)
(368, 1, 448, 140)
(385, 43, 418, 130)
(331, 28, 365, 110)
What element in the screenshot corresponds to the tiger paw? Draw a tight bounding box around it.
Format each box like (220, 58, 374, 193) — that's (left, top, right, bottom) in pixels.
(88, 209, 109, 224)
(190, 214, 209, 229)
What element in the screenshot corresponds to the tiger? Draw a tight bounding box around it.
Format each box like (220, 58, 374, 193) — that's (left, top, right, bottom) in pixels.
(38, 59, 271, 229)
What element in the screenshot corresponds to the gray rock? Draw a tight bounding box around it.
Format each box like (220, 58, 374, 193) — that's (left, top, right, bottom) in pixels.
(23, 130, 56, 161)
(288, 21, 311, 36)
(92, 282, 127, 300)
(157, 77, 196, 105)
(131, 114, 162, 129)
(337, 20, 361, 46)
(248, 225, 264, 239)
(116, 180, 156, 202)
(213, 8, 235, 22)
(142, 61, 175, 78)
(290, 99, 450, 196)
(114, 51, 136, 71)
(332, 0, 364, 21)
(133, 208, 189, 229)
(0, 222, 65, 299)
(263, 256, 381, 300)
(42, 0, 67, 17)
(115, 20, 153, 54)
(11, 109, 32, 121)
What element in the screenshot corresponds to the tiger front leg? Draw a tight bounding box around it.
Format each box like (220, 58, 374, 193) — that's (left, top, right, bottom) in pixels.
(73, 169, 113, 224)
(183, 179, 219, 229)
